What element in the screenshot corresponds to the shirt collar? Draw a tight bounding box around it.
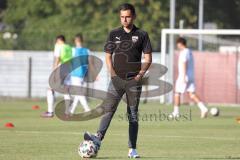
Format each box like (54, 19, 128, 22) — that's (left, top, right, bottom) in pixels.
(121, 25, 137, 34)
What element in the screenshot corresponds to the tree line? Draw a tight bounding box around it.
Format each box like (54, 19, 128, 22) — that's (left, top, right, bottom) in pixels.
(0, 0, 239, 51)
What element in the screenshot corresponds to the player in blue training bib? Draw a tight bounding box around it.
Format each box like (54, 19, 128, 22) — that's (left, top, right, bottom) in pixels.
(66, 34, 92, 114)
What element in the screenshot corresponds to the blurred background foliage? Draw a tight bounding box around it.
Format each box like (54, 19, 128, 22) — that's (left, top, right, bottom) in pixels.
(0, 0, 239, 51)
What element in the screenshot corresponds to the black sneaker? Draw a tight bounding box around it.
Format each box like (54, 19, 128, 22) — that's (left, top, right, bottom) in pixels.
(84, 132, 101, 150)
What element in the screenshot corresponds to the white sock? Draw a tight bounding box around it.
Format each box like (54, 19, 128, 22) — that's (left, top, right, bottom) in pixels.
(69, 96, 79, 114)
(78, 96, 90, 112)
(64, 94, 71, 114)
(129, 148, 138, 153)
(198, 102, 208, 112)
(70, 96, 90, 114)
(47, 89, 55, 113)
(129, 148, 133, 153)
(173, 105, 180, 114)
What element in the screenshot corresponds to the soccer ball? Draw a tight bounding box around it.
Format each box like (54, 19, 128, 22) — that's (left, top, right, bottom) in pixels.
(78, 140, 98, 158)
(210, 107, 220, 116)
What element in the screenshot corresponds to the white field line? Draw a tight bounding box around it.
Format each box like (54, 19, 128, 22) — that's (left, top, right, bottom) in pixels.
(0, 130, 239, 141)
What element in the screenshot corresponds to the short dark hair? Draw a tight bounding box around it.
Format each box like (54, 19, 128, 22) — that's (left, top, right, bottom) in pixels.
(75, 33, 83, 42)
(56, 35, 65, 42)
(176, 37, 187, 46)
(119, 3, 136, 16)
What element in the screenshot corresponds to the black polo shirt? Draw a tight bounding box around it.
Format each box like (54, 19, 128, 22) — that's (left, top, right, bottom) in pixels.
(104, 25, 152, 80)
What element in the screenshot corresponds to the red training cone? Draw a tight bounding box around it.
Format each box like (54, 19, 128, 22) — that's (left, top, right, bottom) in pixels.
(32, 105, 40, 110)
(5, 122, 15, 128)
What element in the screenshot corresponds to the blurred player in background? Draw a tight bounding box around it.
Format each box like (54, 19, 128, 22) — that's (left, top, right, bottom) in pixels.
(170, 37, 208, 118)
(41, 35, 72, 118)
(66, 33, 94, 114)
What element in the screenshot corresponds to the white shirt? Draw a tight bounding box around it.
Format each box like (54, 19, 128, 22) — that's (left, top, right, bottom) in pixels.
(53, 44, 62, 58)
(178, 48, 194, 81)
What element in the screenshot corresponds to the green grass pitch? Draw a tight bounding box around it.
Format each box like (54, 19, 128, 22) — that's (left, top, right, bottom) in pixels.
(0, 99, 240, 160)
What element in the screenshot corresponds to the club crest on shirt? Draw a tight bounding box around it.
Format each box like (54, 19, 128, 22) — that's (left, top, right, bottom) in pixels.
(132, 36, 138, 43)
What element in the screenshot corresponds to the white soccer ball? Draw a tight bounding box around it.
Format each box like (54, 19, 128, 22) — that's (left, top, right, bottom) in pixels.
(210, 107, 220, 116)
(78, 140, 98, 158)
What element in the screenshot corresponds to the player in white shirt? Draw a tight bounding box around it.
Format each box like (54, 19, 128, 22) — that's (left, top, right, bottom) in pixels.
(170, 37, 208, 118)
(42, 35, 72, 118)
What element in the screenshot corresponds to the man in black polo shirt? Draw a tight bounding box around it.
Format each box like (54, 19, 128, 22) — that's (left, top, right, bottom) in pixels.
(84, 3, 152, 158)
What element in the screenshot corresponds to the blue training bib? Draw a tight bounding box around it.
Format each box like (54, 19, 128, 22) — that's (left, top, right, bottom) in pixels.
(71, 47, 89, 78)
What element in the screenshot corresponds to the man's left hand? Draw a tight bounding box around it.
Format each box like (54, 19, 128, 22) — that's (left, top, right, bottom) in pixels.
(134, 74, 143, 82)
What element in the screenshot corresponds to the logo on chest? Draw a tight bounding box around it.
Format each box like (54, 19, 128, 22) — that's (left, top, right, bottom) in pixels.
(132, 36, 138, 43)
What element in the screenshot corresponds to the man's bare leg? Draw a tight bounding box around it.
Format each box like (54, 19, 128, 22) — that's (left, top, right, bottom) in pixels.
(188, 92, 208, 118)
(171, 93, 181, 117)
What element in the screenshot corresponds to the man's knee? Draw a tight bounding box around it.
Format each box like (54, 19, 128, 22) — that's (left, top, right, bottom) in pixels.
(174, 92, 180, 97)
(102, 111, 115, 119)
(188, 92, 196, 99)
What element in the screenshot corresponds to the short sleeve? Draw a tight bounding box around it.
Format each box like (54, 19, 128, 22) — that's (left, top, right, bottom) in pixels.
(179, 50, 188, 63)
(143, 32, 152, 54)
(54, 44, 61, 57)
(104, 31, 115, 54)
(87, 49, 92, 55)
